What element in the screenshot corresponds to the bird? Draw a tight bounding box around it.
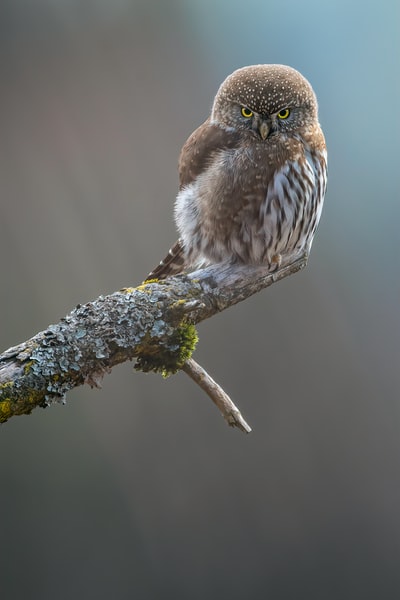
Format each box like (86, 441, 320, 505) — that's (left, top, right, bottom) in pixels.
(146, 64, 327, 281)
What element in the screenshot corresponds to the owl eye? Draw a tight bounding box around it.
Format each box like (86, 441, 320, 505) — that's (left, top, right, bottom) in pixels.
(241, 107, 253, 118)
(277, 108, 291, 119)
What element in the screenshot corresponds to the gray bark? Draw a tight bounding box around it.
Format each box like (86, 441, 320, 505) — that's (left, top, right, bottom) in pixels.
(0, 255, 307, 425)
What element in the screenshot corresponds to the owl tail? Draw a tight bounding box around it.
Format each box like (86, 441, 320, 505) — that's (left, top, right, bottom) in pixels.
(145, 238, 186, 281)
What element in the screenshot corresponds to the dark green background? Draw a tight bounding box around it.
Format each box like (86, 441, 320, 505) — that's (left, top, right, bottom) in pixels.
(1, 1, 399, 598)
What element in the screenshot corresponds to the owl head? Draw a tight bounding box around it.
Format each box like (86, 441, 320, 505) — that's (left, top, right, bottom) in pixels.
(211, 64, 319, 141)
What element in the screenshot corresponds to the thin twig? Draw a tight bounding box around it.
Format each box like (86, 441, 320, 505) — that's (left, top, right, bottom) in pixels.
(182, 358, 252, 433)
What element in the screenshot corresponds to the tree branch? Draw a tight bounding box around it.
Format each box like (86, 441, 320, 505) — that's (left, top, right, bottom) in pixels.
(0, 254, 307, 427)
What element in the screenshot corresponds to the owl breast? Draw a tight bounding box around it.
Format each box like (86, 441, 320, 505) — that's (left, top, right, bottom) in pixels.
(175, 142, 327, 270)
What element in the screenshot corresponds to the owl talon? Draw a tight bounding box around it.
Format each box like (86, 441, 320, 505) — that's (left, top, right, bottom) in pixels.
(270, 254, 282, 271)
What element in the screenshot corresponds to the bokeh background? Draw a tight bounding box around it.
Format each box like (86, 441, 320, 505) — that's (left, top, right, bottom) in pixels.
(1, 1, 399, 598)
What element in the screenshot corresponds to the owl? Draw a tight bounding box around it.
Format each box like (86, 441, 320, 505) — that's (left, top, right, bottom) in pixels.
(147, 64, 327, 280)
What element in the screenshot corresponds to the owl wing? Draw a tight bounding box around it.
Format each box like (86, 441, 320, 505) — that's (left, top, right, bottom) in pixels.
(145, 119, 240, 281)
(178, 117, 240, 188)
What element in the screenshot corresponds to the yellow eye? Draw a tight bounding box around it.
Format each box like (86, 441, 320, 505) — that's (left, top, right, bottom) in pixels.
(277, 108, 290, 119)
(241, 107, 253, 118)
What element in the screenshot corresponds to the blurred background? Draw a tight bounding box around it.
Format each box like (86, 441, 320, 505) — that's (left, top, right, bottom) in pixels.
(1, 1, 399, 598)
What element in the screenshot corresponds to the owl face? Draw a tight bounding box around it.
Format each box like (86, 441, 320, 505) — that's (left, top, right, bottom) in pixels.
(211, 64, 319, 141)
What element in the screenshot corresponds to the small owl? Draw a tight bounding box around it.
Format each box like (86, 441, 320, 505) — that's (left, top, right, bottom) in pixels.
(147, 64, 327, 280)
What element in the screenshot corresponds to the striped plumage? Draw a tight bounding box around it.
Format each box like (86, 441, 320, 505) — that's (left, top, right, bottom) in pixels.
(146, 65, 327, 281)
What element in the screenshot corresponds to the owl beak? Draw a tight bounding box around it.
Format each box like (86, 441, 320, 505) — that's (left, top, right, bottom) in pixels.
(258, 120, 271, 140)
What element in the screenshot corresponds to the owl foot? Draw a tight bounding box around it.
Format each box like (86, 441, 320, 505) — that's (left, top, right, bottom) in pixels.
(270, 253, 282, 271)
